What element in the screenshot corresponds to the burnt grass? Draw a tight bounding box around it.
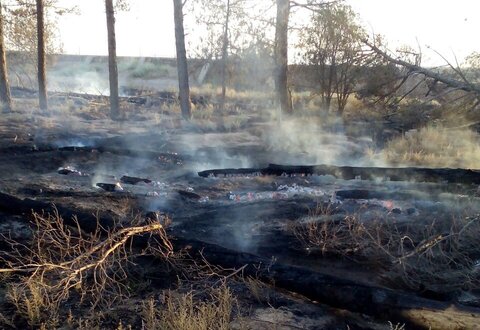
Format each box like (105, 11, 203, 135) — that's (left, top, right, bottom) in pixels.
(0, 99, 479, 329)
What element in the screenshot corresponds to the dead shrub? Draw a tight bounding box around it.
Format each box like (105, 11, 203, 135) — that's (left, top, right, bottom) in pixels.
(291, 204, 480, 293)
(0, 209, 173, 326)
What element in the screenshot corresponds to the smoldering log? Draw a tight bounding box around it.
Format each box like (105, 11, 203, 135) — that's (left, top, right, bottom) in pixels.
(198, 163, 480, 185)
(172, 237, 480, 329)
(177, 190, 202, 200)
(120, 175, 152, 185)
(0, 191, 114, 233)
(0, 144, 187, 164)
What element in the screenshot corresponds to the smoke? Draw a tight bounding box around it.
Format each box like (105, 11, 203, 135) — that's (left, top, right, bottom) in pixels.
(50, 70, 109, 95)
(258, 113, 380, 167)
(178, 131, 254, 172)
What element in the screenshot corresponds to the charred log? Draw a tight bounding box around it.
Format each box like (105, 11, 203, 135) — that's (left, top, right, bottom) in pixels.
(0, 192, 114, 233)
(96, 183, 123, 192)
(120, 175, 152, 185)
(198, 163, 480, 185)
(177, 190, 201, 200)
(173, 237, 480, 329)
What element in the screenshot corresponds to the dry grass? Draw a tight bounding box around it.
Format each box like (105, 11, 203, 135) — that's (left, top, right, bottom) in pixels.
(141, 284, 236, 330)
(244, 275, 272, 304)
(290, 203, 480, 293)
(190, 85, 273, 102)
(381, 126, 480, 169)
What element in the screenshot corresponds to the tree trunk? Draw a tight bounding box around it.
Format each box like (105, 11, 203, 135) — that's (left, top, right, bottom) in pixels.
(173, 0, 192, 120)
(36, 0, 47, 111)
(219, 0, 230, 111)
(0, 2, 11, 113)
(274, 0, 293, 115)
(105, 0, 120, 119)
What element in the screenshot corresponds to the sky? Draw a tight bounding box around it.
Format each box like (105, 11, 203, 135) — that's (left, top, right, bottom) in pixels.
(58, 0, 479, 66)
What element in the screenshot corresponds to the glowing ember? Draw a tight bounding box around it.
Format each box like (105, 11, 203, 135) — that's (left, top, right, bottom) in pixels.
(383, 200, 394, 210)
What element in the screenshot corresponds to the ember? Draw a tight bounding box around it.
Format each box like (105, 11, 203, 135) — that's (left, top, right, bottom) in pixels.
(383, 200, 394, 210)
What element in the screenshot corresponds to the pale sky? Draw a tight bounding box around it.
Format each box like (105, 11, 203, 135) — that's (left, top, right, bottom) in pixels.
(58, 0, 479, 66)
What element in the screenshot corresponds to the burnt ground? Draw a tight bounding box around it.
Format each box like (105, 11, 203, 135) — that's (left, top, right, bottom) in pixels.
(1, 103, 480, 329)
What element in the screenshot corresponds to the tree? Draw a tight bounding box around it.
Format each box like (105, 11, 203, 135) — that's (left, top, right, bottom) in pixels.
(105, 0, 120, 119)
(0, 1, 12, 112)
(365, 40, 480, 112)
(173, 0, 192, 120)
(191, 0, 273, 103)
(3, 0, 66, 89)
(275, 0, 293, 115)
(298, 3, 365, 113)
(36, 0, 47, 111)
(219, 0, 230, 111)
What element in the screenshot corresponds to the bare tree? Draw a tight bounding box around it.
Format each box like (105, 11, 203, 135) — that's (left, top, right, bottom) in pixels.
(36, 0, 47, 111)
(2, 1, 70, 89)
(192, 0, 260, 107)
(105, 0, 120, 119)
(173, 0, 192, 120)
(0, 1, 12, 113)
(275, 0, 293, 115)
(219, 0, 230, 111)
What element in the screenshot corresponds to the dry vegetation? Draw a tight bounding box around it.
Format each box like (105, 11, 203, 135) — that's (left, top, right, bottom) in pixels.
(0, 208, 248, 329)
(377, 126, 480, 169)
(141, 285, 236, 330)
(0, 210, 172, 328)
(290, 203, 480, 294)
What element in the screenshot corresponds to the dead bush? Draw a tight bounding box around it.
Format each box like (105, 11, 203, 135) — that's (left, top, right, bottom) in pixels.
(0, 209, 173, 327)
(291, 204, 480, 293)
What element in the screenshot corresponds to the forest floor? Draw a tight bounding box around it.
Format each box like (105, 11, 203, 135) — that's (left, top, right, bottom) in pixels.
(0, 97, 479, 329)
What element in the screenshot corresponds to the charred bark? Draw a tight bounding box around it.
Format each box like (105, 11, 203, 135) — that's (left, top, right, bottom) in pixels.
(0, 2, 11, 113)
(36, 0, 47, 111)
(198, 163, 480, 185)
(105, 0, 120, 119)
(274, 0, 293, 115)
(173, 0, 192, 120)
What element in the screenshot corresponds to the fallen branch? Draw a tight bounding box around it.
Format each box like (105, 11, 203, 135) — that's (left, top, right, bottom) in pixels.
(364, 39, 480, 95)
(0, 211, 173, 309)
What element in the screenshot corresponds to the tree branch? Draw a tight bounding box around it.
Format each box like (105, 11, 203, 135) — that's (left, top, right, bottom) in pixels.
(364, 39, 480, 95)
